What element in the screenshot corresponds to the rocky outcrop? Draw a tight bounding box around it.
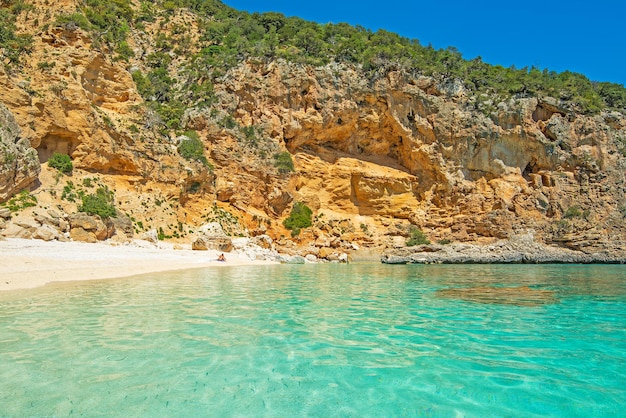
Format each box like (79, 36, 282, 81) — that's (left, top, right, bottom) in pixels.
(381, 234, 626, 264)
(0, 103, 40, 201)
(191, 235, 233, 252)
(32, 224, 60, 242)
(192, 222, 234, 252)
(0, 2, 623, 259)
(216, 61, 625, 250)
(109, 213, 134, 241)
(68, 213, 114, 243)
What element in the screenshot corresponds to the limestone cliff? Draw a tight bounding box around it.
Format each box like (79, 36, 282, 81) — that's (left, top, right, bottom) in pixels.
(0, 103, 39, 201)
(208, 61, 625, 256)
(0, 1, 624, 260)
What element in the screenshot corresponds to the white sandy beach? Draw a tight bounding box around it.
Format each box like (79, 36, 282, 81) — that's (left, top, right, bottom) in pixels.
(0, 238, 278, 291)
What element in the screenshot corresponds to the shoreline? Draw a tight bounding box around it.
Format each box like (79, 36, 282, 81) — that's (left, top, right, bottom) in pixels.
(0, 238, 278, 292)
(3, 236, 623, 292)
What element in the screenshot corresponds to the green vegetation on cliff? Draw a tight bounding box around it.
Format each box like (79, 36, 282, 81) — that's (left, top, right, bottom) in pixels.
(48, 153, 73, 174)
(79, 186, 116, 219)
(273, 152, 295, 174)
(173, 1, 622, 123)
(283, 202, 313, 236)
(0, 3, 32, 66)
(55, 0, 133, 56)
(2, 0, 625, 121)
(1, 190, 36, 212)
(146, 0, 625, 115)
(406, 226, 430, 246)
(178, 130, 210, 167)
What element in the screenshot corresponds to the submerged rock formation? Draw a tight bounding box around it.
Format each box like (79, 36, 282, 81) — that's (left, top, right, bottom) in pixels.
(436, 286, 558, 306)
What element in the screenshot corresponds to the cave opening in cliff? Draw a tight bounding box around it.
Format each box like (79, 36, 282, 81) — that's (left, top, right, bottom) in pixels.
(532, 105, 553, 123)
(532, 103, 566, 123)
(522, 160, 539, 181)
(36, 134, 77, 163)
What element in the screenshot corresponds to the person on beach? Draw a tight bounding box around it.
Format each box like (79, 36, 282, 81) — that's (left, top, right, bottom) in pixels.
(217, 253, 226, 262)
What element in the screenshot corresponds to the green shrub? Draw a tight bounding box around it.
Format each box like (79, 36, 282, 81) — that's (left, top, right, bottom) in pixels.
(2, 190, 36, 212)
(48, 152, 73, 174)
(273, 151, 294, 174)
(10, 1, 34, 15)
(406, 226, 430, 246)
(554, 219, 570, 230)
(61, 181, 77, 202)
(283, 201, 312, 236)
(115, 40, 134, 61)
(240, 125, 259, 147)
(55, 1, 133, 49)
(38, 61, 55, 70)
(0, 8, 32, 65)
(241, 125, 255, 139)
(563, 205, 582, 219)
(79, 186, 116, 219)
(131, 70, 153, 98)
(220, 115, 237, 129)
(55, 12, 92, 31)
(178, 134, 209, 166)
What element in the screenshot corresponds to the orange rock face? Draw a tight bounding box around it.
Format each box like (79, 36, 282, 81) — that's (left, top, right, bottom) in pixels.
(0, 3, 624, 258)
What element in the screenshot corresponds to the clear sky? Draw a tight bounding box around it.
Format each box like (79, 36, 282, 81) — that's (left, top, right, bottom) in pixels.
(223, 0, 625, 86)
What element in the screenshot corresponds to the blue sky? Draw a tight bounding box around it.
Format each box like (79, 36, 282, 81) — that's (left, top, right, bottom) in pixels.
(223, 0, 625, 86)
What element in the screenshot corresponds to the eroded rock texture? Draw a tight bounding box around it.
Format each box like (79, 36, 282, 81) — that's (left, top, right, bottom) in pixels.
(0, 103, 39, 200)
(0, 2, 623, 259)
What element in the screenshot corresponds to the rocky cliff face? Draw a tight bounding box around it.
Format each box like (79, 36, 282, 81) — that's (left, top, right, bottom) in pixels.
(0, 1, 624, 259)
(201, 60, 625, 256)
(0, 103, 39, 201)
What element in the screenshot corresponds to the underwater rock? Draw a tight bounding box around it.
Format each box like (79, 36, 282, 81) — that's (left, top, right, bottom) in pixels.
(436, 285, 558, 306)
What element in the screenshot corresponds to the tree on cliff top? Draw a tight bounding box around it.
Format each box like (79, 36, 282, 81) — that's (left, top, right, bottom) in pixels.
(8, 0, 619, 131)
(149, 0, 624, 115)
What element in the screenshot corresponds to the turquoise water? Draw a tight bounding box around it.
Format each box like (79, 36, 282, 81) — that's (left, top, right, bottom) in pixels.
(0, 264, 625, 417)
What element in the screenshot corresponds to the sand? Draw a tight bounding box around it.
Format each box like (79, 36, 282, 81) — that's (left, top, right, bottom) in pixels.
(0, 238, 278, 291)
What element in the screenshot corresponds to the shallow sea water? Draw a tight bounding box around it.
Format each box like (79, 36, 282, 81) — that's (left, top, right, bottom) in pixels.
(0, 264, 624, 417)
